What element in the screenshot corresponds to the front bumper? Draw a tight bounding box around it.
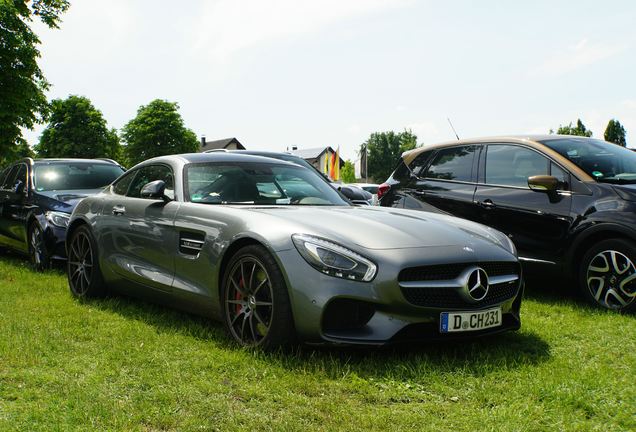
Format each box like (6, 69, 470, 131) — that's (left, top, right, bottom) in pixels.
(43, 224, 68, 260)
(275, 245, 523, 345)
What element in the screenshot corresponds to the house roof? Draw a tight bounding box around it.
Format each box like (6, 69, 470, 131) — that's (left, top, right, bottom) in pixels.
(290, 146, 335, 160)
(201, 137, 245, 152)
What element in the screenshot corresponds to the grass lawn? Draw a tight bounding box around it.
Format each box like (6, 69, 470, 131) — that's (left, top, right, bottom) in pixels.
(0, 253, 634, 431)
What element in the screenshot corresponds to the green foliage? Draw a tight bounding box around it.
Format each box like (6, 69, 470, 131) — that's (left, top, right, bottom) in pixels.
(604, 119, 627, 147)
(0, 0, 69, 159)
(555, 119, 592, 137)
(35, 95, 121, 160)
(341, 160, 356, 183)
(0, 255, 635, 430)
(121, 99, 199, 166)
(360, 129, 418, 183)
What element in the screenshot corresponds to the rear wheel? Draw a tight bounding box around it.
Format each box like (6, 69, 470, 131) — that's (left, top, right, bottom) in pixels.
(28, 222, 49, 271)
(579, 239, 636, 312)
(221, 245, 295, 349)
(67, 225, 107, 298)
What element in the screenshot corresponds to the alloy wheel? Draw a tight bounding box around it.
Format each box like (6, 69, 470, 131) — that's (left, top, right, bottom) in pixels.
(586, 249, 636, 309)
(68, 231, 94, 297)
(224, 256, 274, 346)
(30, 226, 44, 266)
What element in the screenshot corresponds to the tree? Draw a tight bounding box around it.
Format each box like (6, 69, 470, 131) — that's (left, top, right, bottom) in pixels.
(360, 130, 418, 183)
(35, 95, 121, 159)
(121, 99, 199, 166)
(555, 119, 592, 137)
(0, 0, 70, 165)
(604, 119, 627, 147)
(341, 160, 356, 183)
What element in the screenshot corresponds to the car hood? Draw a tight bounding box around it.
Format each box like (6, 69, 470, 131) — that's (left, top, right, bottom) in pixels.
(247, 206, 510, 251)
(35, 188, 105, 213)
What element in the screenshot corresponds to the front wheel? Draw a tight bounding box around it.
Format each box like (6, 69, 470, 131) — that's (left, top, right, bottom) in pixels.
(221, 245, 296, 349)
(67, 225, 107, 298)
(28, 222, 50, 271)
(579, 239, 636, 312)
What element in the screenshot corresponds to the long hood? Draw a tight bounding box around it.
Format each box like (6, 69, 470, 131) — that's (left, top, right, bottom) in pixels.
(247, 206, 509, 251)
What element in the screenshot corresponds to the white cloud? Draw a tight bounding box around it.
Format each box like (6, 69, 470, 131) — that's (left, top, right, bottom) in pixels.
(530, 37, 627, 77)
(191, 0, 411, 63)
(406, 120, 442, 144)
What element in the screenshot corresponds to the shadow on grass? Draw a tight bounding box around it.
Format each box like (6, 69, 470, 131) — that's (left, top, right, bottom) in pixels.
(85, 291, 551, 379)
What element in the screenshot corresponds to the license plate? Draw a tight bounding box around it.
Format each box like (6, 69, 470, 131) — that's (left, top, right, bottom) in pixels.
(440, 307, 502, 333)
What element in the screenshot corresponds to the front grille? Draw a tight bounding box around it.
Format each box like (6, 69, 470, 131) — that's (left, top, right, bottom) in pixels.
(398, 261, 519, 282)
(398, 261, 521, 308)
(401, 281, 519, 308)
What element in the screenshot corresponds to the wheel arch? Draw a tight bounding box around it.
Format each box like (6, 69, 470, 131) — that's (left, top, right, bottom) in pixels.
(216, 235, 294, 306)
(566, 223, 636, 277)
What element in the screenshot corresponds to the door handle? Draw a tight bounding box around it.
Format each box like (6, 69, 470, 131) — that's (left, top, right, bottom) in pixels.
(112, 205, 126, 216)
(479, 199, 495, 209)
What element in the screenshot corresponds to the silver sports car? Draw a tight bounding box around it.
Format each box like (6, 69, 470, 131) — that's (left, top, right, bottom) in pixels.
(66, 152, 523, 348)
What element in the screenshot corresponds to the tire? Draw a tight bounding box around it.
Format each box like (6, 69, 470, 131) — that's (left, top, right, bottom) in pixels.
(579, 239, 636, 313)
(221, 245, 296, 349)
(67, 225, 107, 298)
(28, 221, 50, 271)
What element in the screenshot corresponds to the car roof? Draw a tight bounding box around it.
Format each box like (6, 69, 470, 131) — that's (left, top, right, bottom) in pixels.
(32, 158, 118, 165)
(401, 134, 596, 182)
(141, 152, 300, 166)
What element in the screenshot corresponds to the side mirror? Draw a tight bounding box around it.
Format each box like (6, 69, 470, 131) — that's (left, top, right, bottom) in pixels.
(528, 175, 558, 193)
(140, 180, 170, 201)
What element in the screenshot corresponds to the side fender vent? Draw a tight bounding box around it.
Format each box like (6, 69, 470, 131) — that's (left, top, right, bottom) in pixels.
(179, 232, 205, 256)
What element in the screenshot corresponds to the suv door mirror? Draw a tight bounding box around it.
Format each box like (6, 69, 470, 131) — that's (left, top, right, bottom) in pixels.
(528, 175, 558, 192)
(140, 180, 170, 201)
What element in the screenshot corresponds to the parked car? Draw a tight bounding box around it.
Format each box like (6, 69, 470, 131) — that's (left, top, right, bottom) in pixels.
(0, 158, 125, 269)
(379, 135, 636, 312)
(346, 182, 380, 205)
(204, 149, 375, 205)
(66, 152, 522, 348)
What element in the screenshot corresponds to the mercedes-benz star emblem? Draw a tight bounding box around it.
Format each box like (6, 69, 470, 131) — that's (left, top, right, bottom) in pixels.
(466, 267, 489, 301)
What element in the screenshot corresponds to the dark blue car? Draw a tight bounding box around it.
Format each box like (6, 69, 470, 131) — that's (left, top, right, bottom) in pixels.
(0, 158, 124, 269)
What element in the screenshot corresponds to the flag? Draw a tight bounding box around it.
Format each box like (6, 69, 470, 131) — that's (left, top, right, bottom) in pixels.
(334, 147, 340, 181)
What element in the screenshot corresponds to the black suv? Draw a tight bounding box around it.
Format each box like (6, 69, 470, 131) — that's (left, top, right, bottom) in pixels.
(0, 158, 124, 269)
(380, 135, 636, 312)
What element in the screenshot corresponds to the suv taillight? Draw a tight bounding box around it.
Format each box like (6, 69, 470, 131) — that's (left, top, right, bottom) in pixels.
(377, 183, 391, 200)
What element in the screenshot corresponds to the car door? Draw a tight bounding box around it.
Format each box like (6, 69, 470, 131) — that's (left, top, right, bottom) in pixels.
(473, 143, 573, 264)
(102, 164, 180, 293)
(404, 145, 481, 220)
(0, 163, 29, 252)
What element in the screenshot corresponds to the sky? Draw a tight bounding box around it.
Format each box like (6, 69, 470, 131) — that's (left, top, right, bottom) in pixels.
(26, 0, 636, 161)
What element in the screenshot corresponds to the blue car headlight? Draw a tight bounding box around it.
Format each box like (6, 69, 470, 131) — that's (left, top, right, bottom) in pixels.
(292, 234, 377, 282)
(45, 211, 71, 228)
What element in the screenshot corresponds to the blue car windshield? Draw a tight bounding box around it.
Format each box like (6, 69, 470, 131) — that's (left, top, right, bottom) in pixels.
(541, 138, 636, 184)
(186, 162, 350, 206)
(34, 162, 125, 191)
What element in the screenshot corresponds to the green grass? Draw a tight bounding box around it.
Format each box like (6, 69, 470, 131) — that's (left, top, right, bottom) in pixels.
(0, 254, 634, 431)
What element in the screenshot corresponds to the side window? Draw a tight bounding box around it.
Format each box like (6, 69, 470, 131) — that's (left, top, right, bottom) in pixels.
(409, 150, 435, 177)
(14, 164, 28, 192)
(1, 165, 19, 191)
(485, 145, 548, 187)
(112, 170, 137, 196)
(127, 165, 175, 200)
(0, 167, 10, 189)
(550, 162, 569, 190)
(424, 146, 476, 182)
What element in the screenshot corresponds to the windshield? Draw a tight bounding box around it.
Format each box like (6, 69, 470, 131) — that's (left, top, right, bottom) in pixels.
(186, 162, 349, 206)
(34, 162, 125, 191)
(541, 138, 636, 183)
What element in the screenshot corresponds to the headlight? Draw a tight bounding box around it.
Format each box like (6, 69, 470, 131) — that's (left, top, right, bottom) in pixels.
(292, 234, 377, 282)
(45, 211, 70, 228)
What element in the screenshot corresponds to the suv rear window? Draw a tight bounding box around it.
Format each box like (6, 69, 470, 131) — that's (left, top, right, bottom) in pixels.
(424, 146, 476, 182)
